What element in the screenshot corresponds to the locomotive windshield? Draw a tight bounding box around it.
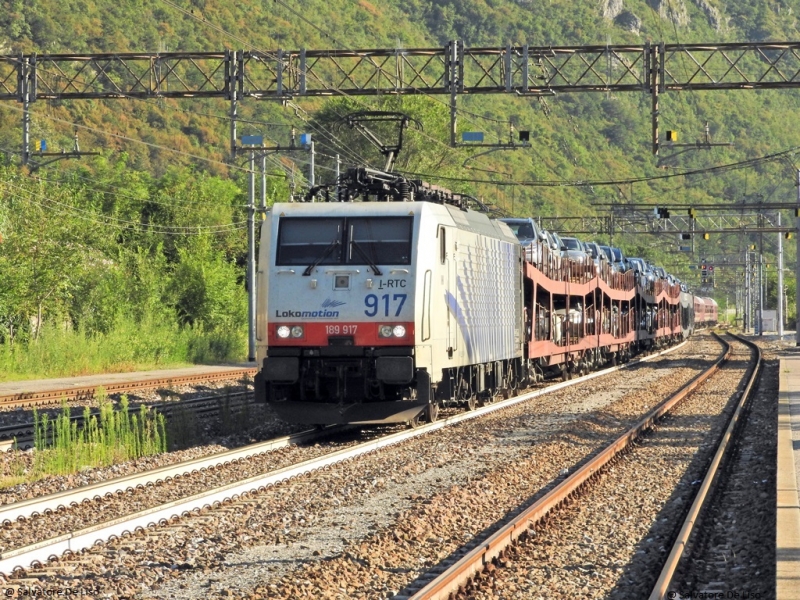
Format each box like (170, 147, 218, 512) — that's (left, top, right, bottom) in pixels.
(276, 216, 413, 266)
(276, 218, 343, 266)
(348, 217, 412, 265)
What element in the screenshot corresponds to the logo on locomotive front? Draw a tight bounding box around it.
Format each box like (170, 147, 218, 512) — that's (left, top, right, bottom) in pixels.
(275, 299, 346, 319)
(321, 298, 346, 308)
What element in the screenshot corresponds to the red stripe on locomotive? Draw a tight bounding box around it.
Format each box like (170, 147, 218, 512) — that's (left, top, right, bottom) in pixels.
(269, 322, 415, 346)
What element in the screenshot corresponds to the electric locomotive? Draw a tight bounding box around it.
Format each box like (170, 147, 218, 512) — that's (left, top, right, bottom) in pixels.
(254, 168, 523, 425)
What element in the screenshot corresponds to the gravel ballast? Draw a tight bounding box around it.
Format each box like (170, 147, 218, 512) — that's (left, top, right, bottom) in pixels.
(458, 336, 756, 599)
(3, 336, 724, 599)
(669, 339, 778, 599)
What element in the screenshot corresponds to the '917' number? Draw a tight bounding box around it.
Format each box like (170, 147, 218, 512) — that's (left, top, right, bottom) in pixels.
(364, 294, 407, 317)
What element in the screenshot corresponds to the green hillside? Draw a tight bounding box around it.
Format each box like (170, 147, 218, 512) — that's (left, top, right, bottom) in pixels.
(1, 0, 798, 373)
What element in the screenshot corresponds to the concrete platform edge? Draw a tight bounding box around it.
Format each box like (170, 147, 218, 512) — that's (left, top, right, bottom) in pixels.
(777, 360, 800, 600)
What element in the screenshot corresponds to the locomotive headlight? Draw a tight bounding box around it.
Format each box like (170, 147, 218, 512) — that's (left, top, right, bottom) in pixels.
(392, 325, 406, 338)
(291, 326, 304, 338)
(379, 325, 393, 338)
(277, 326, 291, 338)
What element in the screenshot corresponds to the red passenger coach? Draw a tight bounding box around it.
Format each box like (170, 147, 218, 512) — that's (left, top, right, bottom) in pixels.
(693, 297, 718, 327)
(708, 298, 718, 324)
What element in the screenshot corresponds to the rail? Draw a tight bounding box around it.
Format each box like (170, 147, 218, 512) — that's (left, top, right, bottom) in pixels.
(0, 390, 254, 452)
(648, 332, 762, 600)
(0, 368, 257, 409)
(0, 425, 345, 524)
(402, 332, 733, 600)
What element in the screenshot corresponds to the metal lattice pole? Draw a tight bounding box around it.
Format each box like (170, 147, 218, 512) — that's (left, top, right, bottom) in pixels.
(745, 251, 751, 333)
(20, 56, 30, 166)
(759, 253, 764, 336)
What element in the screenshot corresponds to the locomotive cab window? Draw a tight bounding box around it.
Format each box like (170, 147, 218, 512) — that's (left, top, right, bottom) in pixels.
(276, 218, 343, 266)
(348, 217, 412, 266)
(276, 216, 412, 266)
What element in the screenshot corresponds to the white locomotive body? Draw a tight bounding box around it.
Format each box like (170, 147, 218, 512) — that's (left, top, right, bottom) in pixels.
(255, 195, 523, 425)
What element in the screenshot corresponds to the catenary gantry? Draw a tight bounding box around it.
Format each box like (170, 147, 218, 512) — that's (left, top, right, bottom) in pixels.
(5, 41, 800, 158)
(5, 43, 800, 99)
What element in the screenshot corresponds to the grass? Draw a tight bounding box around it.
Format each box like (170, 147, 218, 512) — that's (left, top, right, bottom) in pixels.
(0, 318, 247, 381)
(218, 389, 255, 437)
(31, 393, 167, 478)
(1, 388, 268, 488)
(0, 475, 28, 488)
(2, 393, 169, 488)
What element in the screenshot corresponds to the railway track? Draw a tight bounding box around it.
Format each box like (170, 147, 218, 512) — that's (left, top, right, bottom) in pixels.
(0, 390, 254, 452)
(0, 425, 346, 525)
(649, 333, 763, 599)
(394, 332, 759, 600)
(662, 335, 775, 599)
(0, 340, 691, 578)
(0, 368, 257, 410)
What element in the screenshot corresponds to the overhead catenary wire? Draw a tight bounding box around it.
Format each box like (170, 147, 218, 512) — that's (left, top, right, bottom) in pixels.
(269, 0, 512, 127)
(14, 0, 552, 188)
(3, 100, 306, 227)
(3, 103, 255, 173)
(18, 69, 785, 202)
(285, 19, 625, 187)
(6, 189, 246, 236)
(7, 35, 458, 173)
(285, 105, 371, 168)
(5, 54, 347, 181)
(6, 12, 787, 202)
(662, 0, 711, 143)
(154, 0, 380, 165)
(153, 0, 383, 169)
(4, 190, 247, 236)
(156, 0, 488, 166)
(0, 142, 286, 211)
(398, 145, 800, 188)
(4, 183, 248, 233)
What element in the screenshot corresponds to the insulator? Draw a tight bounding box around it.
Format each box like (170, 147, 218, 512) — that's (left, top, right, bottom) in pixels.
(399, 180, 411, 201)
